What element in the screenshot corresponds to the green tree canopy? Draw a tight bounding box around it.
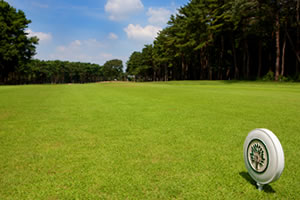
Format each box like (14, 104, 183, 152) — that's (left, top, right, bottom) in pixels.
(127, 0, 300, 82)
(102, 59, 123, 81)
(0, 0, 38, 83)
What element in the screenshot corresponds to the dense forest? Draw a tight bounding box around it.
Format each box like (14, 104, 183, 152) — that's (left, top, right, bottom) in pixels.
(1, 0, 300, 84)
(127, 0, 300, 81)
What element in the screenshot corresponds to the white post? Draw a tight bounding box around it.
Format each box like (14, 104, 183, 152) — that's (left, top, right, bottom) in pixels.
(257, 182, 263, 191)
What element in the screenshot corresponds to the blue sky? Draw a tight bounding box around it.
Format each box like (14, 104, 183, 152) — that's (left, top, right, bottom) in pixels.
(7, 0, 189, 66)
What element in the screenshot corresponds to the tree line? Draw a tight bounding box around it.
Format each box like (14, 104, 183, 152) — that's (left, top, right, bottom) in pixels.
(127, 0, 300, 81)
(6, 59, 124, 84)
(1, 57, 124, 84)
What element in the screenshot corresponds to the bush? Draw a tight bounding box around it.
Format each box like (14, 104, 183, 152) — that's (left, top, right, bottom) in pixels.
(262, 71, 274, 81)
(262, 72, 293, 82)
(278, 75, 293, 82)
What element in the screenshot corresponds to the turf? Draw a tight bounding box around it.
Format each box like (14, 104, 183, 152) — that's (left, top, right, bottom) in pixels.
(0, 81, 300, 199)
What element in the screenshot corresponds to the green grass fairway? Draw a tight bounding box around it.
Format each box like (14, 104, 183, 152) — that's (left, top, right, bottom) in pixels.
(1, 81, 300, 199)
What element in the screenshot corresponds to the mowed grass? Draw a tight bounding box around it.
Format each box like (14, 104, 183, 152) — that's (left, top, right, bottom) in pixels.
(0, 81, 300, 199)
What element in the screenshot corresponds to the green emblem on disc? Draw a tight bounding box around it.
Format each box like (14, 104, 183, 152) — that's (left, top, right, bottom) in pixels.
(247, 139, 269, 173)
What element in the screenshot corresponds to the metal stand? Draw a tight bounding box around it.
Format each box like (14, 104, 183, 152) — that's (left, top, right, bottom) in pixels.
(257, 182, 263, 191)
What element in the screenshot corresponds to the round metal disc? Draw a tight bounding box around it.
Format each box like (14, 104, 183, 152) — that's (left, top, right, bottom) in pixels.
(243, 128, 284, 185)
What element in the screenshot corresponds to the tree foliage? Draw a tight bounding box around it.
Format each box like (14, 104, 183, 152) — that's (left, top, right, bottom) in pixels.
(5, 59, 124, 84)
(102, 59, 124, 81)
(0, 0, 38, 83)
(127, 0, 300, 81)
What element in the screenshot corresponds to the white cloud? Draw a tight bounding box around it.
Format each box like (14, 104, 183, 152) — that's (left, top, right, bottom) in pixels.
(26, 29, 52, 43)
(147, 8, 171, 26)
(124, 24, 161, 42)
(108, 33, 118, 40)
(105, 0, 144, 21)
(56, 39, 102, 54)
(50, 39, 114, 64)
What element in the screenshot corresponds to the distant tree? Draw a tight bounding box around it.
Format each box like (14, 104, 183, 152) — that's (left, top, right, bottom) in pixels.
(141, 44, 154, 81)
(126, 46, 155, 81)
(0, 0, 38, 84)
(102, 59, 123, 81)
(153, 28, 173, 81)
(126, 51, 143, 80)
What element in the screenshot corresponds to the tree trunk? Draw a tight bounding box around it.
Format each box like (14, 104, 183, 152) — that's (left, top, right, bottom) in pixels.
(232, 39, 239, 79)
(243, 41, 247, 78)
(246, 42, 250, 79)
(243, 40, 250, 79)
(226, 68, 231, 80)
(205, 54, 209, 80)
(281, 33, 286, 77)
(219, 35, 224, 80)
(297, 0, 300, 75)
(185, 62, 189, 80)
(181, 55, 185, 80)
(207, 53, 212, 80)
(257, 40, 262, 79)
(275, 13, 280, 81)
(286, 30, 300, 63)
(200, 50, 205, 80)
(164, 64, 168, 81)
(153, 67, 156, 81)
(157, 67, 161, 81)
(257, 0, 262, 79)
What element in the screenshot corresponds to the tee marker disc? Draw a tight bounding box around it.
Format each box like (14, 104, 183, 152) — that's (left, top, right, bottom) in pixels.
(243, 128, 284, 190)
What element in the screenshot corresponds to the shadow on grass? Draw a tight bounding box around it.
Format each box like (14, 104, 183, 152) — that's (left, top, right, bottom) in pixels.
(239, 171, 276, 193)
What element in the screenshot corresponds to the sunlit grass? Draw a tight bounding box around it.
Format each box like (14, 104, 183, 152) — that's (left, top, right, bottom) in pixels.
(0, 81, 300, 199)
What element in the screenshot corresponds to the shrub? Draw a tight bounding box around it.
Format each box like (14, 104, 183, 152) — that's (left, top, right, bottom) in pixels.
(278, 75, 293, 82)
(262, 71, 274, 81)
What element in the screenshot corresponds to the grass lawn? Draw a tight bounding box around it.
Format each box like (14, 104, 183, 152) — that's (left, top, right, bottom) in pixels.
(0, 81, 300, 199)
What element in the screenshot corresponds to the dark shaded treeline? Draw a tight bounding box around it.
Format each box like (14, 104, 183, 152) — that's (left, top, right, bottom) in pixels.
(4, 59, 124, 84)
(127, 0, 300, 81)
